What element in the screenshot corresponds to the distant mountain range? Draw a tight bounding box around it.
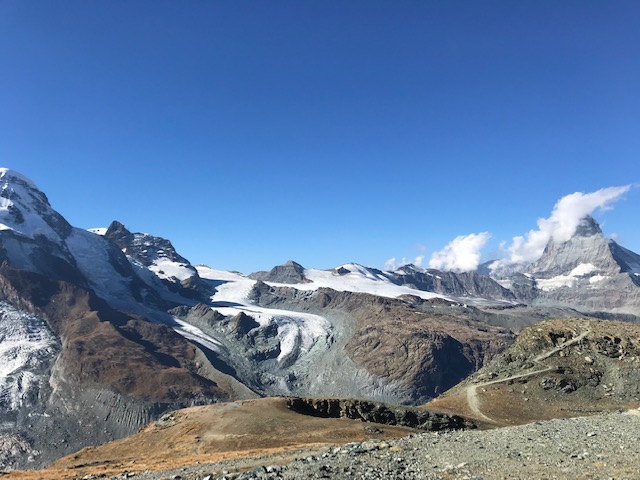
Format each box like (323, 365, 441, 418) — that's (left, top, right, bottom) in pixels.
(1, 167, 639, 469)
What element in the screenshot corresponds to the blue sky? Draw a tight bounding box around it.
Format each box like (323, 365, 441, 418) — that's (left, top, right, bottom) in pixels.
(1, 1, 638, 273)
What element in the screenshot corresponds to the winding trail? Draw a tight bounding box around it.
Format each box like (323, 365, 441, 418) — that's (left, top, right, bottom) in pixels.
(467, 330, 591, 423)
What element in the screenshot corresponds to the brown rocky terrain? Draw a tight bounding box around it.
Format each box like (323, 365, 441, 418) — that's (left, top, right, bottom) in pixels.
(427, 317, 640, 426)
(0, 264, 249, 468)
(5, 397, 425, 479)
(0, 264, 225, 403)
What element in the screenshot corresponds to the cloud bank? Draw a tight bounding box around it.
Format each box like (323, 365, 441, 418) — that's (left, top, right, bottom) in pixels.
(428, 232, 491, 272)
(506, 185, 631, 264)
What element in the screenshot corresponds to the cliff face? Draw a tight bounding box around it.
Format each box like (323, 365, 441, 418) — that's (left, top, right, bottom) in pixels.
(285, 397, 474, 430)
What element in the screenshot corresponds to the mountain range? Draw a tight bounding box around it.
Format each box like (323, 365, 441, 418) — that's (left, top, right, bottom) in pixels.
(1, 167, 639, 470)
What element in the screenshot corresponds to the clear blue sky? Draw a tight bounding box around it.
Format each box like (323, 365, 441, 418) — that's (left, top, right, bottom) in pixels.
(1, 1, 638, 273)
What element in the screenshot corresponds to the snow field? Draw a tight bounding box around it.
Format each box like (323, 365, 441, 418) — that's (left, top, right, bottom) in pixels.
(197, 266, 331, 363)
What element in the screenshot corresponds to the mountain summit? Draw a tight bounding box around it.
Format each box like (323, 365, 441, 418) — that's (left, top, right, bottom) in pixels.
(573, 215, 602, 237)
(488, 215, 640, 316)
(531, 215, 623, 277)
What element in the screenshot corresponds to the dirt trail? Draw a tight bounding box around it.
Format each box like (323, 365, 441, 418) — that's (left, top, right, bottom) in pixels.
(466, 330, 590, 423)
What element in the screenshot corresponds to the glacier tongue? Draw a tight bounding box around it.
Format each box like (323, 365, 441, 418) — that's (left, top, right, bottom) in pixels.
(197, 266, 332, 365)
(0, 302, 58, 411)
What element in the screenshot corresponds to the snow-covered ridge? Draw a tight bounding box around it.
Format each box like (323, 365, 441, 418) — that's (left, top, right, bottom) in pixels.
(103, 222, 199, 286)
(286, 263, 448, 301)
(0, 169, 40, 191)
(196, 262, 495, 365)
(0, 169, 65, 242)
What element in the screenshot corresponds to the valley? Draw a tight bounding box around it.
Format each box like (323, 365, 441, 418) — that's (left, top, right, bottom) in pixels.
(1, 168, 640, 478)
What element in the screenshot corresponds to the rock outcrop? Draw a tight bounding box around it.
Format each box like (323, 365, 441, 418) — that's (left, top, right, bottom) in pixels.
(104, 220, 205, 301)
(286, 397, 475, 431)
(248, 260, 310, 284)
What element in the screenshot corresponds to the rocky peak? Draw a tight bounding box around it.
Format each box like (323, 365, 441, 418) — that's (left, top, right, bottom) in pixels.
(104, 220, 134, 243)
(531, 216, 620, 278)
(104, 220, 189, 267)
(102, 220, 204, 301)
(574, 215, 602, 238)
(395, 264, 422, 274)
(248, 260, 310, 284)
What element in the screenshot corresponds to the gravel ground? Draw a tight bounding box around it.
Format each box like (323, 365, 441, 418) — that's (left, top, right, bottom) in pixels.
(103, 410, 640, 480)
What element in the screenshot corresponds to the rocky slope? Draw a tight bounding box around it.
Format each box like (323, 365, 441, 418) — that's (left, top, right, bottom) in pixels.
(46, 397, 426, 478)
(11, 406, 640, 479)
(393, 264, 516, 301)
(171, 278, 515, 405)
(147, 409, 640, 480)
(0, 170, 240, 468)
(0, 263, 233, 470)
(427, 317, 640, 426)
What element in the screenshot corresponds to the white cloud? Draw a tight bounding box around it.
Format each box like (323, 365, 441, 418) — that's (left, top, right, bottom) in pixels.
(383, 257, 397, 271)
(383, 255, 425, 271)
(429, 232, 491, 272)
(506, 185, 631, 264)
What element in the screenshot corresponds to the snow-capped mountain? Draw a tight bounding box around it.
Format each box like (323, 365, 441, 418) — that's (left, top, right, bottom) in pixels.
(1, 168, 640, 469)
(249, 260, 515, 303)
(485, 216, 640, 316)
(0, 169, 229, 468)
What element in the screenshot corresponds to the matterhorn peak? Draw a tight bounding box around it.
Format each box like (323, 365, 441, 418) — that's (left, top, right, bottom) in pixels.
(573, 215, 602, 238)
(531, 214, 624, 278)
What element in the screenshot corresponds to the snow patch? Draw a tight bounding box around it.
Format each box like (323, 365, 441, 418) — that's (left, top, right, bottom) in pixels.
(149, 258, 194, 282)
(536, 263, 601, 291)
(589, 275, 608, 284)
(171, 317, 223, 353)
(495, 279, 513, 290)
(569, 263, 599, 276)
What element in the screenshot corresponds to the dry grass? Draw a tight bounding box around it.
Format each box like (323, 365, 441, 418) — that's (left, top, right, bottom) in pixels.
(4, 397, 417, 479)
